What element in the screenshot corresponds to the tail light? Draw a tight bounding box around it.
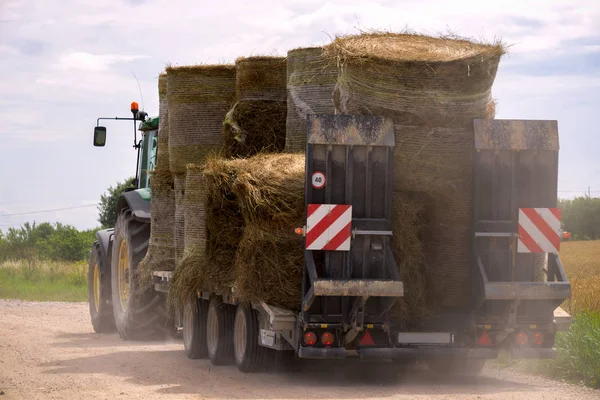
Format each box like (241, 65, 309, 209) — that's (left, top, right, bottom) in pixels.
(515, 332, 528, 346)
(321, 332, 335, 347)
(303, 331, 317, 346)
(531, 332, 545, 346)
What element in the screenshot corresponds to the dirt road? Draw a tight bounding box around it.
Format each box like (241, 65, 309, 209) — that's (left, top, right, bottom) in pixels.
(0, 300, 597, 400)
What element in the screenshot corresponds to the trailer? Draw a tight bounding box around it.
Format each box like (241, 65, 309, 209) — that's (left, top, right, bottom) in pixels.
(146, 114, 571, 374)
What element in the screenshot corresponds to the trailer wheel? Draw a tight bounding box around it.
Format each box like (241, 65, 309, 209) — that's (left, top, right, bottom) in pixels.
(427, 358, 486, 376)
(233, 302, 269, 373)
(206, 297, 235, 366)
(88, 243, 115, 333)
(183, 296, 208, 359)
(110, 209, 173, 340)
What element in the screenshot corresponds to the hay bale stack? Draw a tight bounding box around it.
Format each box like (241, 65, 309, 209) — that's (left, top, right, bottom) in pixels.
(138, 74, 176, 286)
(231, 153, 305, 309)
(156, 73, 170, 171)
(324, 32, 505, 309)
(285, 47, 338, 152)
(166, 65, 236, 174)
(223, 57, 287, 157)
(200, 157, 245, 293)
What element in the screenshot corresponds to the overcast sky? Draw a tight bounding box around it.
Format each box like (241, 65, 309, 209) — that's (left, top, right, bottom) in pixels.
(0, 0, 598, 231)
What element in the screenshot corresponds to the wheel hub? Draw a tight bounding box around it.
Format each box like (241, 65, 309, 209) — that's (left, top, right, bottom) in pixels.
(234, 309, 247, 362)
(93, 263, 100, 313)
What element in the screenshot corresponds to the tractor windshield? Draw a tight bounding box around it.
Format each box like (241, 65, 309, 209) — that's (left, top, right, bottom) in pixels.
(138, 130, 158, 189)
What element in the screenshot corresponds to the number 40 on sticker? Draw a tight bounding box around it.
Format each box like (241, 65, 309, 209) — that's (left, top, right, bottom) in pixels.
(312, 171, 326, 189)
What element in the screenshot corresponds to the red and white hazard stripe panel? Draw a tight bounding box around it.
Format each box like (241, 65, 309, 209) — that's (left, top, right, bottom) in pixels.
(518, 208, 561, 254)
(306, 204, 352, 251)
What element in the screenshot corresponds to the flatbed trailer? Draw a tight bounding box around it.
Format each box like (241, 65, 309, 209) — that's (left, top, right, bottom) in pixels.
(150, 115, 571, 374)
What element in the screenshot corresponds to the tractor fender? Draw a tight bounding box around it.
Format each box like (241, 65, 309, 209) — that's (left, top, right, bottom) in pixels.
(116, 189, 151, 223)
(95, 228, 114, 272)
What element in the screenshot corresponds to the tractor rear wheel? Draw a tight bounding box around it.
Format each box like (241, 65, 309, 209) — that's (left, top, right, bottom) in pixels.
(110, 209, 173, 340)
(87, 243, 115, 333)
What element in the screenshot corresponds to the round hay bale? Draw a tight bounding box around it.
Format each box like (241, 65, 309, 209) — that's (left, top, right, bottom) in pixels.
(156, 73, 170, 171)
(322, 32, 504, 310)
(285, 47, 338, 153)
(231, 153, 305, 230)
(183, 164, 207, 256)
(137, 168, 176, 287)
(166, 65, 236, 173)
(234, 225, 303, 311)
(388, 192, 431, 328)
(324, 32, 504, 128)
(224, 57, 287, 158)
(235, 56, 287, 102)
(202, 157, 245, 293)
(173, 172, 186, 264)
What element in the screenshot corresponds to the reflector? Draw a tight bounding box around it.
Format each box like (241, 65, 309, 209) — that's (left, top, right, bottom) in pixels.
(359, 330, 375, 346)
(478, 331, 492, 346)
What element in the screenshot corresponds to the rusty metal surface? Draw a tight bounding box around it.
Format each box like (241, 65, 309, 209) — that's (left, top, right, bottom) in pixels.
(313, 279, 404, 297)
(474, 119, 559, 150)
(307, 114, 395, 146)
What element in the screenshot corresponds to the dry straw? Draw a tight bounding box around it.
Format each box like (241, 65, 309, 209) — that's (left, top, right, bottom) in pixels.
(223, 57, 287, 158)
(323, 31, 505, 309)
(285, 47, 338, 153)
(166, 64, 236, 174)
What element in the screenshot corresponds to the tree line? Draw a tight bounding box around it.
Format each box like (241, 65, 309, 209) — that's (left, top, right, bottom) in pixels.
(0, 178, 135, 263)
(559, 196, 600, 240)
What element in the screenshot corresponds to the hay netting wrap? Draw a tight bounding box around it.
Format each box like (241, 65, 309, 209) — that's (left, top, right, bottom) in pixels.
(166, 65, 236, 173)
(224, 57, 287, 157)
(285, 47, 338, 152)
(324, 32, 505, 309)
(156, 73, 170, 170)
(173, 173, 186, 265)
(137, 168, 176, 287)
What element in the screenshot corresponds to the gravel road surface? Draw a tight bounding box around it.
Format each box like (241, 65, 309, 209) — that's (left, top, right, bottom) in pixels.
(0, 299, 597, 400)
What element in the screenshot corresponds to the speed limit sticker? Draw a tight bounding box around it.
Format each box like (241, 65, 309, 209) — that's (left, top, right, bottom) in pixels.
(312, 171, 326, 189)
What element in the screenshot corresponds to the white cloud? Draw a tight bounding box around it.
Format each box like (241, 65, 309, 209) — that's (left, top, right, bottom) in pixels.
(52, 51, 147, 72)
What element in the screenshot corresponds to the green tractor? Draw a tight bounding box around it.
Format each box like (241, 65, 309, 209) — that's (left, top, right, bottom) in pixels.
(87, 102, 172, 339)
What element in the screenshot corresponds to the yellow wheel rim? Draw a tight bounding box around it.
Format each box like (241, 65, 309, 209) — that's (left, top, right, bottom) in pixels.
(118, 240, 130, 312)
(93, 264, 101, 313)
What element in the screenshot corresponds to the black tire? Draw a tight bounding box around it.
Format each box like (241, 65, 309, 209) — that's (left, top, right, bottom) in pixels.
(206, 297, 235, 366)
(110, 209, 172, 340)
(183, 296, 209, 359)
(233, 302, 269, 373)
(427, 358, 486, 376)
(87, 243, 116, 333)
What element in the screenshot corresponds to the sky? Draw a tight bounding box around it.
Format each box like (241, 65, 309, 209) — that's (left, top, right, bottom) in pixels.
(0, 0, 598, 231)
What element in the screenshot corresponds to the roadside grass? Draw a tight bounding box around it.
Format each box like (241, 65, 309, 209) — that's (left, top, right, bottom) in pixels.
(0, 259, 87, 302)
(522, 240, 600, 388)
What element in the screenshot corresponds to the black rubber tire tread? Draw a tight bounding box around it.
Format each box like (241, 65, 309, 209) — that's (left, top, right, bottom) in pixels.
(427, 358, 486, 376)
(110, 209, 173, 340)
(183, 297, 209, 359)
(207, 297, 235, 366)
(88, 243, 116, 333)
(234, 303, 269, 373)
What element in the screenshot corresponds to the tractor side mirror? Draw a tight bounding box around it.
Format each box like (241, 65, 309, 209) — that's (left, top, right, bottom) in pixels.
(94, 126, 107, 147)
